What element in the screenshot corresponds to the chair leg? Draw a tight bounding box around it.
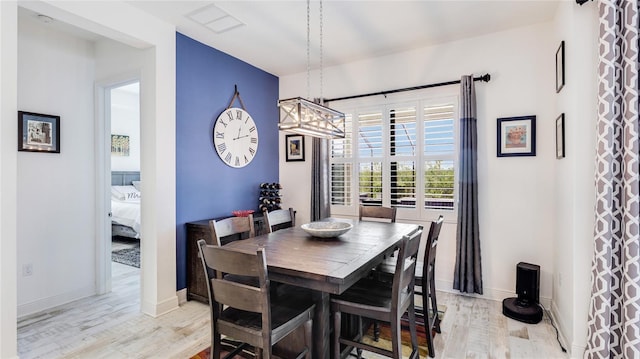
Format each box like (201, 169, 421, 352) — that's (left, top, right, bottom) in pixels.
(408, 303, 419, 358)
(212, 333, 221, 359)
(304, 318, 313, 359)
(429, 270, 441, 334)
(356, 316, 363, 359)
(373, 321, 380, 341)
(390, 313, 403, 359)
(333, 310, 341, 359)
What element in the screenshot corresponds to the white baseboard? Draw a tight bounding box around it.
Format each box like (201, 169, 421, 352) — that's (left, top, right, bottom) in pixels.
(17, 285, 96, 319)
(176, 288, 187, 305)
(435, 279, 552, 309)
(142, 294, 179, 317)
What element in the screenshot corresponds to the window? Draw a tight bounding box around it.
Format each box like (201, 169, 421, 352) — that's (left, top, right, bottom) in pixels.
(330, 95, 458, 219)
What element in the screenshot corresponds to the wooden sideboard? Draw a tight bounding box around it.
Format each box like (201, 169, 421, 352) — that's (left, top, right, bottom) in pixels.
(185, 215, 265, 303)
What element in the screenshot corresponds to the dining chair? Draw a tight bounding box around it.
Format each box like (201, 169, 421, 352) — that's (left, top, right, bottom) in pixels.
(359, 205, 397, 223)
(378, 215, 444, 358)
(331, 226, 423, 359)
(263, 207, 295, 233)
(209, 214, 255, 246)
(197, 239, 315, 359)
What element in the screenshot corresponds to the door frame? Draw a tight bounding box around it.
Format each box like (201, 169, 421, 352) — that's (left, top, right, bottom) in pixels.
(95, 74, 140, 295)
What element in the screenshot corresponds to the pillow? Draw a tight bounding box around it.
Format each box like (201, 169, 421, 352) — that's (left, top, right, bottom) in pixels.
(111, 185, 141, 202)
(132, 180, 141, 191)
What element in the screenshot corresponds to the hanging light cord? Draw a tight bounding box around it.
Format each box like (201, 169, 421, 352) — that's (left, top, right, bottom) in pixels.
(306, 0, 311, 100)
(319, 0, 324, 104)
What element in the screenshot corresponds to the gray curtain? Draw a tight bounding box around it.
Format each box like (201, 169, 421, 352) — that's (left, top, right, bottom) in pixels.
(585, 1, 640, 357)
(453, 75, 483, 294)
(311, 137, 331, 221)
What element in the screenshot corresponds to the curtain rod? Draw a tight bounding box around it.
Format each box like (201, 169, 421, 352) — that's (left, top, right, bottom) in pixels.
(323, 73, 491, 103)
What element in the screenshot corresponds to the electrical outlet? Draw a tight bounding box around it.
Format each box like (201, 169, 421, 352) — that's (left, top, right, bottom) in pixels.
(22, 263, 33, 277)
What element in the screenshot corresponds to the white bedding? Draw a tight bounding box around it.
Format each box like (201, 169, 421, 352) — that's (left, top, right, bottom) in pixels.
(111, 186, 140, 238)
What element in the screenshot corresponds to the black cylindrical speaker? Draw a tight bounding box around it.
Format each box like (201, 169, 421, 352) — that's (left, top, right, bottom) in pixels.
(516, 262, 540, 305)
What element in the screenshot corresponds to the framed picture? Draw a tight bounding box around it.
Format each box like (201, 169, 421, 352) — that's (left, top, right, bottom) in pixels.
(285, 134, 305, 162)
(556, 41, 565, 93)
(111, 134, 130, 156)
(556, 113, 565, 159)
(497, 115, 536, 157)
(18, 111, 60, 153)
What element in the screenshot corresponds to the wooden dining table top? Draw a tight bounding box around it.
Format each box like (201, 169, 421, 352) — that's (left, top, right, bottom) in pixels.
(223, 218, 420, 295)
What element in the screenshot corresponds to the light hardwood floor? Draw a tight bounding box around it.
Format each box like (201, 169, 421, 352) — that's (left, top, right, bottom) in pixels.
(18, 262, 568, 359)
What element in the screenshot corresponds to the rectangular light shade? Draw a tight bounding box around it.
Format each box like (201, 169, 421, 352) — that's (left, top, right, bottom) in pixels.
(278, 97, 345, 139)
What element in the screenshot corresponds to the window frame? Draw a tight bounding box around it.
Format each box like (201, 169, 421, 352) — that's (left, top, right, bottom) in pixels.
(330, 89, 459, 222)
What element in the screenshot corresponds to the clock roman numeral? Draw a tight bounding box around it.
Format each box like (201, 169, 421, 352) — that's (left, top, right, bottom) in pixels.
(235, 156, 240, 167)
(251, 137, 257, 144)
(219, 119, 228, 128)
(226, 110, 233, 121)
(245, 115, 252, 124)
(215, 131, 224, 139)
(244, 155, 249, 163)
(249, 147, 256, 156)
(249, 126, 256, 133)
(217, 143, 227, 153)
(225, 152, 232, 163)
(236, 110, 243, 120)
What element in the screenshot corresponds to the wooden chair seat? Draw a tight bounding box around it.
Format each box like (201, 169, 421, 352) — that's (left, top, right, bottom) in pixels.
(263, 208, 296, 233)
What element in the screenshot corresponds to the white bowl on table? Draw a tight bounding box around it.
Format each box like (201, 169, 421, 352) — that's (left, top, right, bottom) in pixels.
(301, 221, 353, 238)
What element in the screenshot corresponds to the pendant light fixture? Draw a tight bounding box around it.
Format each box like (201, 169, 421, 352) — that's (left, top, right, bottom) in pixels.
(278, 0, 345, 139)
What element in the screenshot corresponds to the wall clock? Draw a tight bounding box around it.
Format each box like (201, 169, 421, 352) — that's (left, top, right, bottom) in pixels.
(213, 107, 259, 168)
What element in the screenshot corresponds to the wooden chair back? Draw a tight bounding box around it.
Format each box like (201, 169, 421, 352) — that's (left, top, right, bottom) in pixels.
(209, 214, 255, 246)
(423, 215, 444, 277)
(359, 205, 397, 223)
(263, 208, 295, 233)
(392, 226, 423, 314)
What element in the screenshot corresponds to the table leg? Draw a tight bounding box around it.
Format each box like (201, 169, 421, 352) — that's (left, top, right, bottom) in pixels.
(312, 291, 330, 359)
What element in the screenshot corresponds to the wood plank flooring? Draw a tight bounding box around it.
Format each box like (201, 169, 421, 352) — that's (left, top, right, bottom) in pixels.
(18, 262, 568, 359)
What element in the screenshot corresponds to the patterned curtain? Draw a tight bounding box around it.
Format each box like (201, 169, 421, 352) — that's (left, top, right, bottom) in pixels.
(453, 75, 483, 294)
(585, 1, 640, 358)
(311, 137, 330, 221)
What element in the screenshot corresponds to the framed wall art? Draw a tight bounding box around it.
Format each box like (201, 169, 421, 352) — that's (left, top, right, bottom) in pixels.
(18, 111, 60, 153)
(497, 115, 536, 157)
(556, 40, 565, 93)
(285, 134, 305, 162)
(556, 113, 565, 159)
(111, 134, 130, 156)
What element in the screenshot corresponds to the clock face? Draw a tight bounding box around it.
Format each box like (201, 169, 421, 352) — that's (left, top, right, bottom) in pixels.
(213, 107, 259, 168)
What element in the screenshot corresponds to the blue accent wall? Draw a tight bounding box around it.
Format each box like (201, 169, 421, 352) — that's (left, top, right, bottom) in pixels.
(176, 33, 279, 290)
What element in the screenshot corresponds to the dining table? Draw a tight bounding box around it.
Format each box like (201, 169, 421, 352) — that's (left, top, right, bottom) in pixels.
(223, 218, 420, 359)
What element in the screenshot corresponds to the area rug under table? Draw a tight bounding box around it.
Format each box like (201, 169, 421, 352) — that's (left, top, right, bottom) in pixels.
(111, 246, 140, 268)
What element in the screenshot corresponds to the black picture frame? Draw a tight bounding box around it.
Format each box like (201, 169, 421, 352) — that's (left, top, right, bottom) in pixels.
(497, 115, 536, 157)
(285, 134, 305, 162)
(556, 41, 565, 93)
(556, 113, 565, 159)
(18, 111, 60, 153)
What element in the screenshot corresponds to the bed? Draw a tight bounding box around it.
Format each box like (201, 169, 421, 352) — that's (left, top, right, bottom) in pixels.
(111, 171, 141, 239)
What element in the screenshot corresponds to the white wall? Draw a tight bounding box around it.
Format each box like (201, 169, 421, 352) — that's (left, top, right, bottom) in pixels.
(552, 2, 598, 357)
(280, 22, 559, 306)
(16, 12, 97, 317)
(110, 83, 140, 172)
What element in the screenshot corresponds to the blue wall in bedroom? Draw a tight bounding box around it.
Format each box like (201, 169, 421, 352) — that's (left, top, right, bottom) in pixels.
(176, 32, 279, 290)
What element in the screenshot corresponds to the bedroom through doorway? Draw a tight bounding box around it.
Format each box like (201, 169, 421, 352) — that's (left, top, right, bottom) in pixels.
(109, 81, 141, 294)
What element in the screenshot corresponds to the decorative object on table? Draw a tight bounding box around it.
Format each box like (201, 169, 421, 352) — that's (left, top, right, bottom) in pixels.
(301, 221, 353, 238)
(111, 134, 130, 156)
(231, 209, 255, 217)
(277, 0, 345, 139)
(556, 113, 565, 159)
(18, 111, 60, 153)
(213, 86, 258, 168)
(258, 182, 282, 213)
(496, 115, 536, 157)
(556, 40, 565, 93)
(285, 134, 305, 162)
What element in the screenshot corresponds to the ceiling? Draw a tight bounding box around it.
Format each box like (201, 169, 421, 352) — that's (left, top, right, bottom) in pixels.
(23, 1, 563, 77)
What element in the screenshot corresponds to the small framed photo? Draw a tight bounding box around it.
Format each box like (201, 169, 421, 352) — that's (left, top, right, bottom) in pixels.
(285, 134, 305, 162)
(556, 113, 565, 159)
(497, 115, 536, 157)
(18, 111, 60, 153)
(556, 41, 565, 93)
(111, 134, 130, 156)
